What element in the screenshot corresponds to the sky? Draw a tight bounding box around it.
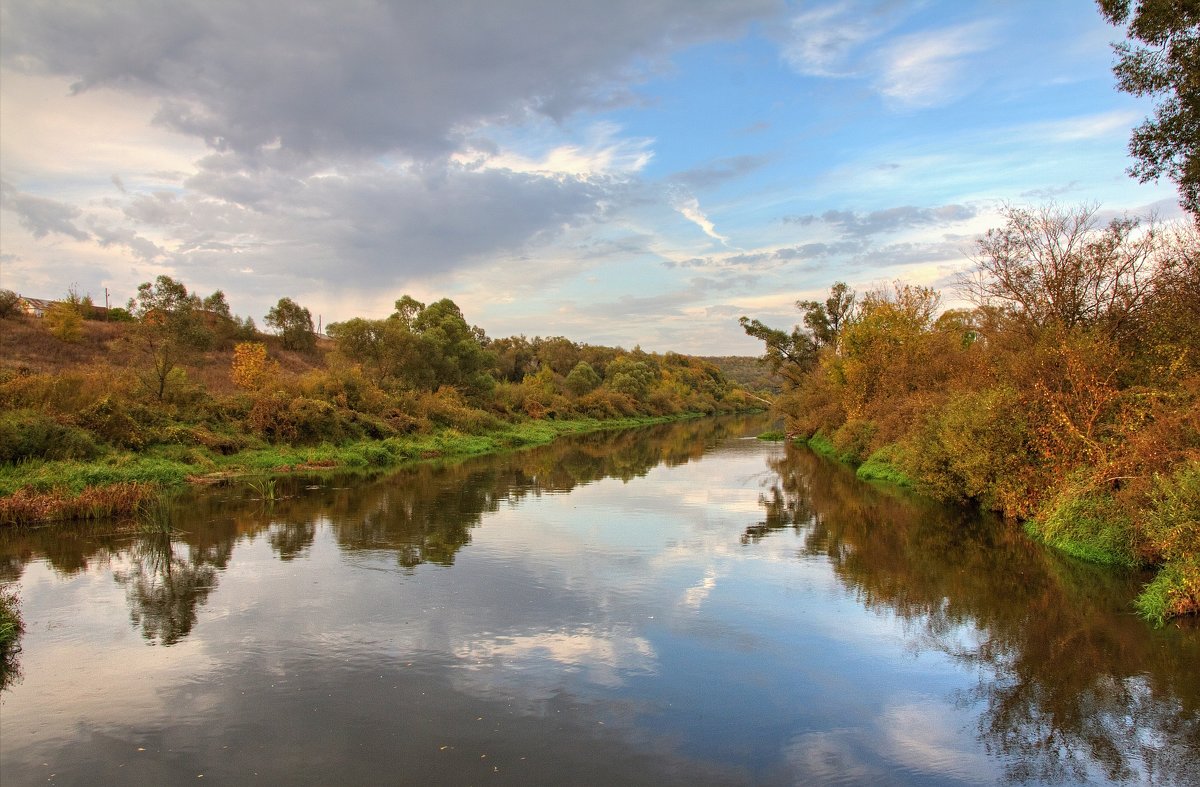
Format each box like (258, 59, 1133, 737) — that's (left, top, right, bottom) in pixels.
(0, 0, 1185, 355)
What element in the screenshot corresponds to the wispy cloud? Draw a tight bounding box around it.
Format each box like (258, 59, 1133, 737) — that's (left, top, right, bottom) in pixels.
(783, 6, 997, 110)
(782, 4, 885, 78)
(674, 195, 729, 244)
(875, 22, 996, 108)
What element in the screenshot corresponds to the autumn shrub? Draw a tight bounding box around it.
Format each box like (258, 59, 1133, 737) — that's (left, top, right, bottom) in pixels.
(299, 364, 390, 415)
(75, 395, 156, 449)
(0, 409, 100, 463)
(231, 342, 278, 390)
(398, 387, 500, 432)
(574, 388, 637, 419)
(246, 392, 359, 444)
(45, 301, 83, 343)
(905, 386, 1041, 516)
(0, 367, 124, 414)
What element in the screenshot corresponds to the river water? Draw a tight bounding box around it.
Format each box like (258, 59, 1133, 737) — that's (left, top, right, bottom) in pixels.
(1, 415, 1197, 785)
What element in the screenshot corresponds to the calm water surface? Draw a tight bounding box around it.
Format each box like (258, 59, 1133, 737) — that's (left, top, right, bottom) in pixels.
(1, 415, 1197, 785)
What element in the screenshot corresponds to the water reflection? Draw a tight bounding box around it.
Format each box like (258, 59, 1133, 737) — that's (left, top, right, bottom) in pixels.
(113, 534, 220, 646)
(1, 416, 1197, 785)
(748, 443, 1200, 784)
(0, 416, 755, 647)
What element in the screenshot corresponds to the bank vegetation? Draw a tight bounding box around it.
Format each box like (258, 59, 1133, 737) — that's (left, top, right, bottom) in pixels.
(742, 204, 1199, 624)
(0, 285, 754, 526)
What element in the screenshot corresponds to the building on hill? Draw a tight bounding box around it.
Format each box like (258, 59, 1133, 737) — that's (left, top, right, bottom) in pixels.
(17, 296, 56, 317)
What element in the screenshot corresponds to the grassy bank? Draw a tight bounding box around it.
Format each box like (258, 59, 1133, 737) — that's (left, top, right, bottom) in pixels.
(0, 413, 707, 526)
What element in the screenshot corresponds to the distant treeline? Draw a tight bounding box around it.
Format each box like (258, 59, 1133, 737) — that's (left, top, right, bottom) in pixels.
(741, 204, 1199, 624)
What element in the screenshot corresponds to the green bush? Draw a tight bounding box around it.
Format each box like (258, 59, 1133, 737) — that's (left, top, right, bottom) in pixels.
(0, 409, 100, 463)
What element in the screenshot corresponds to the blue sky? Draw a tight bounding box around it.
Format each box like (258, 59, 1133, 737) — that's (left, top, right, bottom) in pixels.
(0, 0, 1183, 354)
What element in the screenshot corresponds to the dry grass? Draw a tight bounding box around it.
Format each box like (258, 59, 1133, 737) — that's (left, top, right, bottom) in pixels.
(0, 481, 155, 525)
(0, 316, 329, 392)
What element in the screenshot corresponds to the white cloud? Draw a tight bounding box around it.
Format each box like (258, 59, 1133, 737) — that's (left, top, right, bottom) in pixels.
(674, 195, 729, 244)
(875, 22, 996, 109)
(783, 5, 886, 78)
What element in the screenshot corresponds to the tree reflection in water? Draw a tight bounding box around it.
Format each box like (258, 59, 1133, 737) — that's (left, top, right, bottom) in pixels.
(747, 443, 1200, 784)
(112, 533, 220, 646)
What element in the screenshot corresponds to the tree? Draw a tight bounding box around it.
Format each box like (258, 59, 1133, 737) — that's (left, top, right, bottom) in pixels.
(565, 361, 601, 395)
(231, 342, 278, 390)
(1098, 0, 1200, 221)
(0, 289, 20, 319)
(796, 281, 856, 349)
(605, 356, 656, 400)
(957, 203, 1158, 342)
(409, 298, 495, 392)
(46, 300, 83, 342)
(264, 297, 316, 352)
(127, 275, 208, 400)
(327, 316, 422, 385)
(740, 282, 857, 383)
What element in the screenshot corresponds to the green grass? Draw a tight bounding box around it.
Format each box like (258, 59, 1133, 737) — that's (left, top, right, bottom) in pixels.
(856, 445, 914, 488)
(0, 412, 706, 525)
(1135, 565, 1182, 628)
(757, 430, 787, 441)
(1026, 487, 1138, 568)
(806, 432, 840, 459)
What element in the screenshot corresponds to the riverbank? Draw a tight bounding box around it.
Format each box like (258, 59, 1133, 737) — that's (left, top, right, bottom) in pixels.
(788, 430, 1196, 627)
(0, 412, 715, 526)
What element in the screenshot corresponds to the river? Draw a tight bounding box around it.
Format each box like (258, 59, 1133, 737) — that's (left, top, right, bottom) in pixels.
(1, 415, 1197, 785)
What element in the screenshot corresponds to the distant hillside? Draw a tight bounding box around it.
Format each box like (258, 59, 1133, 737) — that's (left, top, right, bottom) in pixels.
(698, 356, 780, 393)
(0, 315, 328, 394)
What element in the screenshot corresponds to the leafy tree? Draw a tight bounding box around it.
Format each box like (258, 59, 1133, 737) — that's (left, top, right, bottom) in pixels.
(127, 275, 207, 400)
(265, 297, 316, 352)
(1098, 0, 1200, 221)
(327, 317, 420, 385)
(409, 298, 495, 392)
(605, 356, 656, 400)
(796, 281, 856, 349)
(740, 282, 858, 383)
(565, 361, 601, 395)
(231, 342, 278, 390)
(0, 289, 20, 319)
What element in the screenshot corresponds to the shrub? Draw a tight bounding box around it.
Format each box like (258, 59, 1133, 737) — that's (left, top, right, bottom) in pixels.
(45, 301, 83, 342)
(231, 342, 278, 390)
(0, 409, 100, 463)
(565, 361, 601, 395)
(831, 418, 876, 464)
(76, 395, 154, 449)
